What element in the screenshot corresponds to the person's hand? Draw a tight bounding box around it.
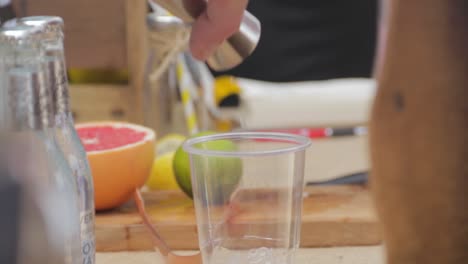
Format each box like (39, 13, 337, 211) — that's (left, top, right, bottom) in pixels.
(189, 0, 248, 61)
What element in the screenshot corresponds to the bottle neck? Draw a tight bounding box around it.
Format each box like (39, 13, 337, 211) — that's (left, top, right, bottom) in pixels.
(7, 67, 54, 131)
(43, 37, 70, 117)
(3, 43, 55, 131)
(45, 53, 70, 116)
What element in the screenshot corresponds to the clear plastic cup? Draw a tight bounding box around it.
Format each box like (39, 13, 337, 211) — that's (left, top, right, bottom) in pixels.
(183, 132, 311, 264)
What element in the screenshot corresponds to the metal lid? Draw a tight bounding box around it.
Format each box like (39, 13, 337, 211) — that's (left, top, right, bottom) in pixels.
(18, 16, 64, 34)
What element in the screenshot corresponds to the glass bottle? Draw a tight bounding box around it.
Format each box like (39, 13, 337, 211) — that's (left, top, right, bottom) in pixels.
(18, 16, 96, 264)
(0, 24, 82, 264)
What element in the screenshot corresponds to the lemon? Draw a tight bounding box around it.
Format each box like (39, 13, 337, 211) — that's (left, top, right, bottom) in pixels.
(156, 134, 186, 156)
(146, 152, 179, 190)
(68, 69, 129, 84)
(173, 131, 242, 202)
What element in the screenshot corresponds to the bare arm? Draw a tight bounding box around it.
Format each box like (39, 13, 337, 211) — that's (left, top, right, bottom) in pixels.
(189, 0, 248, 60)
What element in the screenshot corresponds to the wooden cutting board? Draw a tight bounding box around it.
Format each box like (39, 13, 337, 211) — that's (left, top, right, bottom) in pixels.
(95, 185, 381, 252)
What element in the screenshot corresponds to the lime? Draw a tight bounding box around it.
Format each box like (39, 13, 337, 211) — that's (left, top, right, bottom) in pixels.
(173, 131, 214, 197)
(173, 131, 242, 201)
(146, 152, 179, 190)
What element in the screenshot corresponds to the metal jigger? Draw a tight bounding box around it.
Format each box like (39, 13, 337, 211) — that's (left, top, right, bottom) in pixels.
(148, 0, 261, 71)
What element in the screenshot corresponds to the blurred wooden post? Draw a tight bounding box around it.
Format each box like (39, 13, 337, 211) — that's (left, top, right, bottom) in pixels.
(68, 0, 149, 124)
(370, 0, 468, 263)
(125, 0, 148, 124)
(13, 0, 150, 123)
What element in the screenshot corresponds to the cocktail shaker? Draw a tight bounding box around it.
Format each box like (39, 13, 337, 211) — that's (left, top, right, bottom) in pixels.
(148, 0, 261, 71)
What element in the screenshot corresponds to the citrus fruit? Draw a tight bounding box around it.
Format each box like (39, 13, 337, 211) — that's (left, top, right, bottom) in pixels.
(146, 151, 179, 190)
(68, 69, 129, 84)
(76, 122, 155, 210)
(173, 131, 242, 201)
(156, 133, 186, 155)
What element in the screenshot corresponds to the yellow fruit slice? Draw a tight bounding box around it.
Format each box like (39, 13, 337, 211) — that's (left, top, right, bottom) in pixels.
(146, 152, 179, 191)
(68, 69, 129, 84)
(156, 133, 186, 156)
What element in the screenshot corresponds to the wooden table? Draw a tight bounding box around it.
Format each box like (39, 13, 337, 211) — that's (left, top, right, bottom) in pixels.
(97, 246, 385, 264)
(95, 135, 376, 260)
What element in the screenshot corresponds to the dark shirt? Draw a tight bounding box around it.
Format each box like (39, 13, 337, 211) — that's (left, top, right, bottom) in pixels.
(214, 0, 378, 82)
(0, 0, 15, 26)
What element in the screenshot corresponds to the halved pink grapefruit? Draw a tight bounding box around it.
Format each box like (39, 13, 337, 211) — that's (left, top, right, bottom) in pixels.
(76, 122, 156, 210)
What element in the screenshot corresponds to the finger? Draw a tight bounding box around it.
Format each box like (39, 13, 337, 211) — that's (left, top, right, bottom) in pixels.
(189, 0, 248, 60)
